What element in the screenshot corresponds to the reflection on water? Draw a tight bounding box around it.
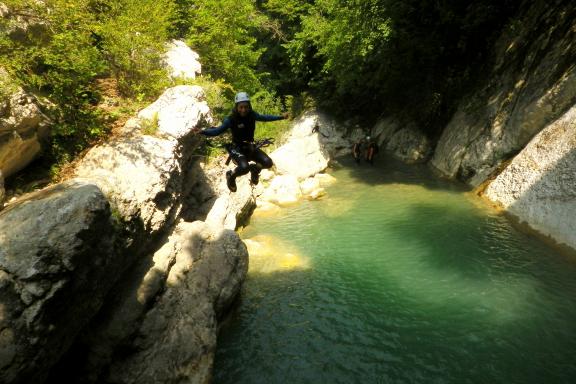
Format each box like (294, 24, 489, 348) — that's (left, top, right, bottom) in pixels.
(215, 156, 576, 384)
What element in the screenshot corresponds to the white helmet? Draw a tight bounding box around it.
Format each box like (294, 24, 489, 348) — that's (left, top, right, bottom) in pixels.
(234, 92, 250, 104)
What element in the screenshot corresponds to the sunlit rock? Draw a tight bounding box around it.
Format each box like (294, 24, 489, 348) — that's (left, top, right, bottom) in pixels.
(0, 69, 51, 178)
(163, 40, 202, 80)
(484, 105, 576, 250)
(260, 174, 302, 206)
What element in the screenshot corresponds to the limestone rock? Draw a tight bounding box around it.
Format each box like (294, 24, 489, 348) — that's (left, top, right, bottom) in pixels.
(431, 2, 576, 186)
(137, 85, 212, 139)
(106, 221, 248, 384)
(369, 118, 431, 163)
(300, 177, 326, 200)
(163, 40, 202, 80)
(75, 86, 210, 237)
(270, 117, 330, 180)
(484, 104, 576, 250)
(289, 110, 351, 158)
(0, 69, 51, 178)
(259, 174, 302, 206)
(0, 180, 120, 384)
(0, 2, 49, 44)
(0, 171, 4, 205)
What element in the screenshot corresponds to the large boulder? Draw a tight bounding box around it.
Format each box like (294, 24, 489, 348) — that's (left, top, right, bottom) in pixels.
(0, 180, 121, 384)
(163, 40, 202, 80)
(270, 111, 333, 180)
(431, 2, 576, 186)
(0, 69, 51, 178)
(105, 221, 248, 384)
(75, 86, 211, 238)
(484, 104, 576, 250)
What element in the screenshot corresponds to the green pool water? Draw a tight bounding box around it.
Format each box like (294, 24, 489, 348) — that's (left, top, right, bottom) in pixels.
(213, 156, 576, 384)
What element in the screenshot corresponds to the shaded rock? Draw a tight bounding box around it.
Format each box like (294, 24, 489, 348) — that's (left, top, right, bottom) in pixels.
(370, 118, 431, 163)
(0, 180, 120, 384)
(0, 2, 49, 44)
(431, 2, 576, 186)
(484, 104, 576, 250)
(0, 69, 51, 178)
(0, 171, 4, 204)
(106, 221, 248, 384)
(163, 40, 202, 80)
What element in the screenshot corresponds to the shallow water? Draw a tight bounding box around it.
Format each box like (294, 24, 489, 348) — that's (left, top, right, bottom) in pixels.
(213, 156, 576, 384)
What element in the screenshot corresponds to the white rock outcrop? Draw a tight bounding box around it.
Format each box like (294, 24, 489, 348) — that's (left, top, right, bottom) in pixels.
(484, 105, 576, 250)
(270, 111, 335, 180)
(163, 40, 202, 80)
(75, 86, 211, 236)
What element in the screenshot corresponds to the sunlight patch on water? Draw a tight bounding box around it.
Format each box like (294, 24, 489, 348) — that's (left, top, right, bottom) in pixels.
(244, 234, 310, 274)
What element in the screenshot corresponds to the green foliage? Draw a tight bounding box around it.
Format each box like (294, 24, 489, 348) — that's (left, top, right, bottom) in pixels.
(94, 0, 174, 98)
(141, 112, 159, 136)
(179, 0, 268, 94)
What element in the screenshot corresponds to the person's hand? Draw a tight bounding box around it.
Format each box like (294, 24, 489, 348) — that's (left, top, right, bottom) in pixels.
(282, 112, 290, 119)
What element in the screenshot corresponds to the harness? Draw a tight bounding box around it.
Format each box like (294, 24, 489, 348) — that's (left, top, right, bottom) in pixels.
(224, 138, 275, 165)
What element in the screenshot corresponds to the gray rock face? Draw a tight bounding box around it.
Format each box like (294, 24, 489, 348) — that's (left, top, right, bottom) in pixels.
(75, 86, 210, 238)
(431, 2, 576, 186)
(484, 105, 576, 250)
(0, 70, 51, 178)
(0, 171, 4, 204)
(372, 118, 431, 163)
(0, 181, 120, 384)
(106, 221, 248, 384)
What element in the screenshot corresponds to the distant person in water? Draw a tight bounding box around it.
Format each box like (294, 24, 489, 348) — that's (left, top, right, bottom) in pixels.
(365, 136, 379, 165)
(199, 92, 289, 192)
(352, 137, 365, 164)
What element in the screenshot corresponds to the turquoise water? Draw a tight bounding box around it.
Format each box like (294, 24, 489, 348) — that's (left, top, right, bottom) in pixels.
(213, 156, 576, 384)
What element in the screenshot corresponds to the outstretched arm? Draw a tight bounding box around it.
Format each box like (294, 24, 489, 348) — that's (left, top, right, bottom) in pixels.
(254, 112, 289, 122)
(200, 117, 232, 136)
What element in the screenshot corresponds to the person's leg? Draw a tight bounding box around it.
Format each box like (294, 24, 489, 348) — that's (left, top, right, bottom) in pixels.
(227, 149, 250, 192)
(248, 148, 273, 185)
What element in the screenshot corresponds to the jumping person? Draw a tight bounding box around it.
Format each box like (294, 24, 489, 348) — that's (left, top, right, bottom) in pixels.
(199, 92, 289, 192)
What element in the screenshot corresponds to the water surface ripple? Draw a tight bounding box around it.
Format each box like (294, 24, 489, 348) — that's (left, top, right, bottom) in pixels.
(214, 157, 576, 384)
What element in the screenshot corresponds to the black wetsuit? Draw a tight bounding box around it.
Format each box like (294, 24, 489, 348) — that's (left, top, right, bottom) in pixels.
(201, 110, 284, 182)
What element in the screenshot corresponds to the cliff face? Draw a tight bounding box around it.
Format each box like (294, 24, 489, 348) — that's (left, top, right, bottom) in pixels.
(430, 0, 576, 187)
(421, 0, 576, 251)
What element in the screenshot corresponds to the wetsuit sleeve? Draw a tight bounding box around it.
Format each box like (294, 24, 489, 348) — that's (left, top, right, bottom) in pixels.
(200, 117, 232, 136)
(253, 112, 286, 122)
